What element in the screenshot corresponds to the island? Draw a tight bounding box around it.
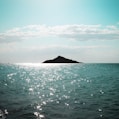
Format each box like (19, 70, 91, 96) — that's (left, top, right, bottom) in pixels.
(43, 56, 79, 63)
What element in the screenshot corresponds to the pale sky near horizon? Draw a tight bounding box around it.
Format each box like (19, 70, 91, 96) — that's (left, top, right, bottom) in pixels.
(0, 0, 119, 63)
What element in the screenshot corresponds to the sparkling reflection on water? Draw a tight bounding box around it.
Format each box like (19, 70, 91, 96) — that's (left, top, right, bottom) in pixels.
(0, 63, 119, 119)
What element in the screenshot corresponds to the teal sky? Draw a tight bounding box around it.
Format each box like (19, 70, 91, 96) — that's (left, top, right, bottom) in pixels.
(0, 0, 119, 63)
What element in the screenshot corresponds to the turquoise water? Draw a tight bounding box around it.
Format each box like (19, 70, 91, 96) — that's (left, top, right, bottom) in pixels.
(0, 63, 119, 119)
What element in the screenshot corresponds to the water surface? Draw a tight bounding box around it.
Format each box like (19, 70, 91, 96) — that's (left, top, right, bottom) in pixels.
(0, 63, 119, 119)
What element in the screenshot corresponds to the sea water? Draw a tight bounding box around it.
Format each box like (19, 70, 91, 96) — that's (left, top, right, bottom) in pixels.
(0, 63, 119, 119)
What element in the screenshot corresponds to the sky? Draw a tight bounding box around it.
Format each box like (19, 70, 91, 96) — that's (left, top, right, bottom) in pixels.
(0, 0, 119, 63)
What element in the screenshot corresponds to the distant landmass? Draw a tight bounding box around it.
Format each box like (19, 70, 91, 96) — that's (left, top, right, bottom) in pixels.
(43, 56, 80, 63)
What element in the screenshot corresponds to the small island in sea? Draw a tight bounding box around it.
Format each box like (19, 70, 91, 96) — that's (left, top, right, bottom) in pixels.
(43, 56, 79, 63)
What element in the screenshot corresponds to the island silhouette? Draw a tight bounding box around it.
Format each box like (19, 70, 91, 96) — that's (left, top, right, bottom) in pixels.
(43, 56, 79, 63)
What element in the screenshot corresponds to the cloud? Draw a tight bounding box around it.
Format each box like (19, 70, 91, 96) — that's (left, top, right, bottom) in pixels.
(0, 24, 119, 43)
(0, 44, 107, 54)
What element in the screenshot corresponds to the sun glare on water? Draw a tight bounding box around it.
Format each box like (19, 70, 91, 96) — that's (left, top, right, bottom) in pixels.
(15, 63, 65, 68)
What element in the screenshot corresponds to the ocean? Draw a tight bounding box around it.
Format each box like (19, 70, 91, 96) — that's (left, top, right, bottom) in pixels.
(0, 63, 119, 119)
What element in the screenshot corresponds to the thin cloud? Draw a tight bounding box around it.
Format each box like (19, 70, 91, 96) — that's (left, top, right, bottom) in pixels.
(0, 24, 119, 43)
(0, 44, 107, 53)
